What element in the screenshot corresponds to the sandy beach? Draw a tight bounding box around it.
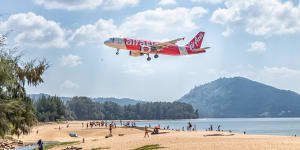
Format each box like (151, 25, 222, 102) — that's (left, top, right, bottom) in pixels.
(14, 121, 300, 150)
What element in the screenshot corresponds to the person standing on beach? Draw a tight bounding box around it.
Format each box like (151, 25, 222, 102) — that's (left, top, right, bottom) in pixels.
(217, 125, 221, 131)
(109, 123, 113, 135)
(37, 139, 43, 150)
(144, 126, 149, 138)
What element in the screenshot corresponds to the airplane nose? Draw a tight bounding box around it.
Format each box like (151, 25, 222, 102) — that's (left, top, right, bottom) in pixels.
(104, 40, 109, 45)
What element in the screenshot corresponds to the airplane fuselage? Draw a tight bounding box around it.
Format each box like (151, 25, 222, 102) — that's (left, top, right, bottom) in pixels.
(104, 37, 206, 56)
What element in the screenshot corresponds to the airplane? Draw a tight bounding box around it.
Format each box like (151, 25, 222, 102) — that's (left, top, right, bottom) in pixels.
(104, 31, 210, 61)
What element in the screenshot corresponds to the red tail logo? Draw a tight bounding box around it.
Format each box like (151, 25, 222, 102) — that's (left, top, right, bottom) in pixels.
(187, 32, 205, 50)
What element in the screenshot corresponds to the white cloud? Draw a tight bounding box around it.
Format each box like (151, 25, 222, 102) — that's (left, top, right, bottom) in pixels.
(61, 54, 82, 67)
(0, 12, 68, 48)
(159, 0, 177, 6)
(208, 68, 217, 74)
(71, 7, 208, 46)
(191, 0, 225, 4)
(103, 0, 139, 10)
(70, 19, 122, 46)
(188, 71, 197, 76)
(263, 66, 300, 78)
(123, 62, 154, 76)
(211, 0, 300, 36)
(248, 41, 266, 52)
(221, 26, 232, 37)
(34, 0, 139, 10)
(120, 7, 208, 34)
(61, 80, 80, 89)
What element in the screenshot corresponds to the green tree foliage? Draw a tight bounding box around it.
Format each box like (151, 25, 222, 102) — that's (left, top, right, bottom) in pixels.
(0, 33, 49, 138)
(66, 97, 199, 120)
(67, 97, 104, 120)
(35, 96, 66, 122)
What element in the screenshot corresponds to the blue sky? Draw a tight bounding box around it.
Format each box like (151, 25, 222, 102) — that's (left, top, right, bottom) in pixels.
(1, 0, 300, 101)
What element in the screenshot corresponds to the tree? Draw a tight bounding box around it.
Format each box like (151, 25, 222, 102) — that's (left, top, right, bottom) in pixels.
(0, 33, 49, 138)
(35, 96, 66, 122)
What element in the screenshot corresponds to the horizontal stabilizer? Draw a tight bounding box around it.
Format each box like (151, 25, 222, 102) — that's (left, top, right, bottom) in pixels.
(192, 47, 210, 52)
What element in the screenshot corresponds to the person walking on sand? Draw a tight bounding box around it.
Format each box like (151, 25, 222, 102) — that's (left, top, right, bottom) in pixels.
(144, 126, 149, 138)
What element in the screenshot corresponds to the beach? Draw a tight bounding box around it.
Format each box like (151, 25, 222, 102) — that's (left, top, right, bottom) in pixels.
(15, 121, 300, 150)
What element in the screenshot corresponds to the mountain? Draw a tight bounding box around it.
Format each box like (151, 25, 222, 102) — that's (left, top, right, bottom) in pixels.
(177, 77, 300, 118)
(28, 94, 142, 106)
(92, 97, 143, 105)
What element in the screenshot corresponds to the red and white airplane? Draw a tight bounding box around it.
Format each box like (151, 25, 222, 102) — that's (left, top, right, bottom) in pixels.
(104, 31, 210, 61)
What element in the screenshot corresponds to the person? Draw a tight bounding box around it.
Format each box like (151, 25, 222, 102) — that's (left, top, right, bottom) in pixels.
(109, 123, 113, 135)
(188, 122, 192, 131)
(144, 126, 149, 138)
(37, 139, 43, 150)
(82, 137, 85, 143)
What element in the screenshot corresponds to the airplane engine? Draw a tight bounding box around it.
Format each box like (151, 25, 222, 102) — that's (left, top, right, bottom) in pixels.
(140, 46, 152, 53)
(129, 51, 143, 57)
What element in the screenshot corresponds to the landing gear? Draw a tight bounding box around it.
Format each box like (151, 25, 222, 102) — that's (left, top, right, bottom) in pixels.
(147, 54, 151, 61)
(116, 48, 120, 55)
(154, 54, 159, 59)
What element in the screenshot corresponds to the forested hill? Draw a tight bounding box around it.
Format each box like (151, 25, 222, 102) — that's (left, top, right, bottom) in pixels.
(28, 94, 142, 106)
(35, 96, 199, 121)
(178, 77, 300, 118)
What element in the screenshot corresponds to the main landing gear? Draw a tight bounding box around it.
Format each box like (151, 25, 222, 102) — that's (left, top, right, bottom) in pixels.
(116, 48, 120, 55)
(147, 54, 151, 61)
(146, 53, 159, 61)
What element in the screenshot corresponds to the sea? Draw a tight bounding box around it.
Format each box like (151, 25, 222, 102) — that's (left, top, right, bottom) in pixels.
(134, 118, 300, 136)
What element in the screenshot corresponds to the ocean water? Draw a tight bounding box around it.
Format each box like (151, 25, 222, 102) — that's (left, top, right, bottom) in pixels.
(135, 118, 300, 136)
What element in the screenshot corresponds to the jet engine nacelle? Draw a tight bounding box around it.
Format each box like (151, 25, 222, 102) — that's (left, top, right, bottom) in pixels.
(140, 46, 152, 53)
(129, 51, 143, 57)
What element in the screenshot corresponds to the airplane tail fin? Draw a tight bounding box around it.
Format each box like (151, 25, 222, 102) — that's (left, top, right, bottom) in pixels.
(186, 31, 205, 50)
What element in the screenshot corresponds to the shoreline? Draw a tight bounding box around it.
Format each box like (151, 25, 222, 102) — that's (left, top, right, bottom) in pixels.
(10, 121, 300, 150)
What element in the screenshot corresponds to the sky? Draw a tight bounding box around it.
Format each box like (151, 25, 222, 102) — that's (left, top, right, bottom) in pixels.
(1, 0, 300, 101)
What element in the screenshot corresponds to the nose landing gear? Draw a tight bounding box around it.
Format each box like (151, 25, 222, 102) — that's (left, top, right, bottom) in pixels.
(116, 48, 120, 55)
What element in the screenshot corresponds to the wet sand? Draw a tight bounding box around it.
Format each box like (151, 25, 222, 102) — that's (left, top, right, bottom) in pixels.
(15, 121, 300, 150)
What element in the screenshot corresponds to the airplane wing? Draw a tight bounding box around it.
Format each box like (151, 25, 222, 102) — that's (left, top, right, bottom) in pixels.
(152, 38, 184, 50)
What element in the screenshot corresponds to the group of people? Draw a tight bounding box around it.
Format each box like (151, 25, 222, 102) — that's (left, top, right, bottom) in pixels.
(83, 121, 117, 129)
(206, 124, 222, 131)
(124, 121, 136, 127)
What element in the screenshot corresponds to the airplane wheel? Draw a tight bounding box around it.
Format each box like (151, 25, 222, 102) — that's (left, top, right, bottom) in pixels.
(116, 52, 119, 55)
(154, 54, 159, 58)
(147, 57, 151, 61)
